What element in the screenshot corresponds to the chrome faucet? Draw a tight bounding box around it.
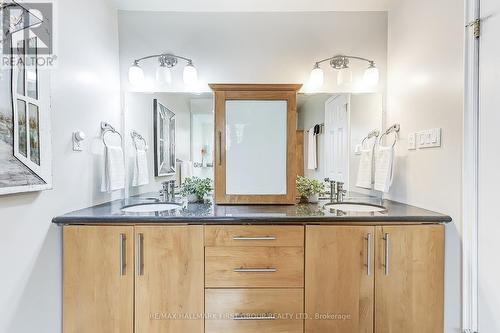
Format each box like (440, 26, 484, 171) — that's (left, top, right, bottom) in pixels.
(160, 180, 176, 202)
(336, 182, 347, 202)
(324, 178, 337, 202)
(324, 178, 347, 202)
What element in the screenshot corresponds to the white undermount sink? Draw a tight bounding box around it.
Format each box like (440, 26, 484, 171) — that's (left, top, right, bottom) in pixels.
(326, 202, 387, 213)
(121, 203, 181, 213)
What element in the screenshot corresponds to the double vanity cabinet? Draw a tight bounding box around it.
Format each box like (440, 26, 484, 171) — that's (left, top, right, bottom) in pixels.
(63, 223, 444, 333)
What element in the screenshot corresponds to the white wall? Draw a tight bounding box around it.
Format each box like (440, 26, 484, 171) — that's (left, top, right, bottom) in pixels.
(118, 11, 388, 94)
(386, 0, 464, 332)
(0, 0, 121, 332)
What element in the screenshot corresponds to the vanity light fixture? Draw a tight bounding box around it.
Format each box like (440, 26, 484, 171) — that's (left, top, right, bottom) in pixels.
(128, 53, 198, 87)
(310, 55, 379, 88)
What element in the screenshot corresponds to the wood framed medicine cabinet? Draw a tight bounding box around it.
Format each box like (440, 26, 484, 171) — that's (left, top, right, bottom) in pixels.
(210, 84, 302, 204)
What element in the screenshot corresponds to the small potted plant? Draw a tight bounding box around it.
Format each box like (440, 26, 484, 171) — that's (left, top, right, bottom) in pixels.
(296, 176, 325, 203)
(180, 177, 212, 203)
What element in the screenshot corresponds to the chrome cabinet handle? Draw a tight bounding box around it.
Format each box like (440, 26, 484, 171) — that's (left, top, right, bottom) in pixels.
(120, 233, 126, 276)
(384, 233, 390, 275)
(137, 233, 144, 276)
(233, 313, 276, 321)
(233, 236, 276, 241)
(366, 233, 372, 276)
(217, 131, 222, 166)
(234, 267, 277, 273)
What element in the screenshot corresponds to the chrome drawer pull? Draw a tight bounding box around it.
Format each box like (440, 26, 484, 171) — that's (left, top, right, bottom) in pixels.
(233, 313, 276, 321)
(384, 233, 390, 275)
(137, 233, 144, 276)
(233, 236, 277, 241)
(234, 267, 277, 273)
(366, 233, 372, 276)
(120, 233, 126, 276)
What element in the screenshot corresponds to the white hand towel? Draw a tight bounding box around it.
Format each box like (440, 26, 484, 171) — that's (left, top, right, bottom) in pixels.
(356, 148, 374, 189)
(132, 149, 149, 187)
(307, 128, 317, 170)
(374, 145, 395, 193)
(100, 145, 125, 192)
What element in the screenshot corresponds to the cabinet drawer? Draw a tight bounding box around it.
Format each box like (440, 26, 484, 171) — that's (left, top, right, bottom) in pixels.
(205, 247, 304, 287)
(205, 226, 304, 247)
(205, 289, 304, 333)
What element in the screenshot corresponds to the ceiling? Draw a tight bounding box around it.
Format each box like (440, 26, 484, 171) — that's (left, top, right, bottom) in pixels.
(114, 0, 393, 12)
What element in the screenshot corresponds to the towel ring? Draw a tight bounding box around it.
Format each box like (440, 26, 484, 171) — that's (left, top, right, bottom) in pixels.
(379, 124, 400, 148)
(131, 130, 148, 151)
(101, 122, 123, 148)
(361, 129, 380, 149)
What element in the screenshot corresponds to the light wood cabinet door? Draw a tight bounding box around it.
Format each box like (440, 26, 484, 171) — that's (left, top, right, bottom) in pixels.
(135, 225, 204, 333)
(305, 226, 375, 333)
(375, 225, 444, 333)
(63, 226, 134, 333)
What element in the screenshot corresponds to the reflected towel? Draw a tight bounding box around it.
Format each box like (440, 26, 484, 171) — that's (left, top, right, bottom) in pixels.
(101, 145, 125, 192)
(132, 149, 149, 187)
(356, 148, 374, 189)
(307, 127, 317, 170)
(374, 145, 395, 193)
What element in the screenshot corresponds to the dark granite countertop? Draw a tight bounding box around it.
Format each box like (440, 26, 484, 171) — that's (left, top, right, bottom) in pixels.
(52, 192, 452, 225)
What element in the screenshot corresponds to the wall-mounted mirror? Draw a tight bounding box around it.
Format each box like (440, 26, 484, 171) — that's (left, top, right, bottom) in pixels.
(124, 92, 214, 194)
(297, 93, 384, 197)
(153, 99, 176, 176)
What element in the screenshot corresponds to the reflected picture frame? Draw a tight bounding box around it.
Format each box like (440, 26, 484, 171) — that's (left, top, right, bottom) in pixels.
(153, 99, 176, 177)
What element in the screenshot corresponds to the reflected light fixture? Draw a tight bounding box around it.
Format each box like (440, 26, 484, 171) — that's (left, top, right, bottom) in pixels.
(309, 55, 379, 89)
(128, 53, 198, 87)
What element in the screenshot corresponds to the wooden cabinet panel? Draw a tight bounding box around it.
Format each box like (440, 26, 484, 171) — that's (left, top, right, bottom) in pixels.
(63, 226, 134, 333)
(375, 225, 444, 333)
(205, 246, 304, 288)
(305, 226, 375, 333)
(135, 226, 204, 333)
(296, 130, 305, 177)
(205, 225, 304, 247)
(205, 289, 304, 333)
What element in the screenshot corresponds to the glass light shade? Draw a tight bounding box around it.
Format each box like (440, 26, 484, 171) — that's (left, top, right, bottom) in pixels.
(364, 66, 380, 86)
(156, 65, 172, 86)
(128, 64, 144, 85)
(337, 67, 352, 86)
(183, 63, 198, 85)
(309, 67, 324, 89)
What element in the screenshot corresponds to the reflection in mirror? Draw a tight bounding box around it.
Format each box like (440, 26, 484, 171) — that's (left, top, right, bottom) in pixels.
(124, 92, 214, 195)
(153, 99, 176, 176)
(297, 93, 383, 197)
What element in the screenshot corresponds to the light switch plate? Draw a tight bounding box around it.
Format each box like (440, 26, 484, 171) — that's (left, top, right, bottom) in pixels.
(408, 133, 416, 150)
(416, 128, 441, 149)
